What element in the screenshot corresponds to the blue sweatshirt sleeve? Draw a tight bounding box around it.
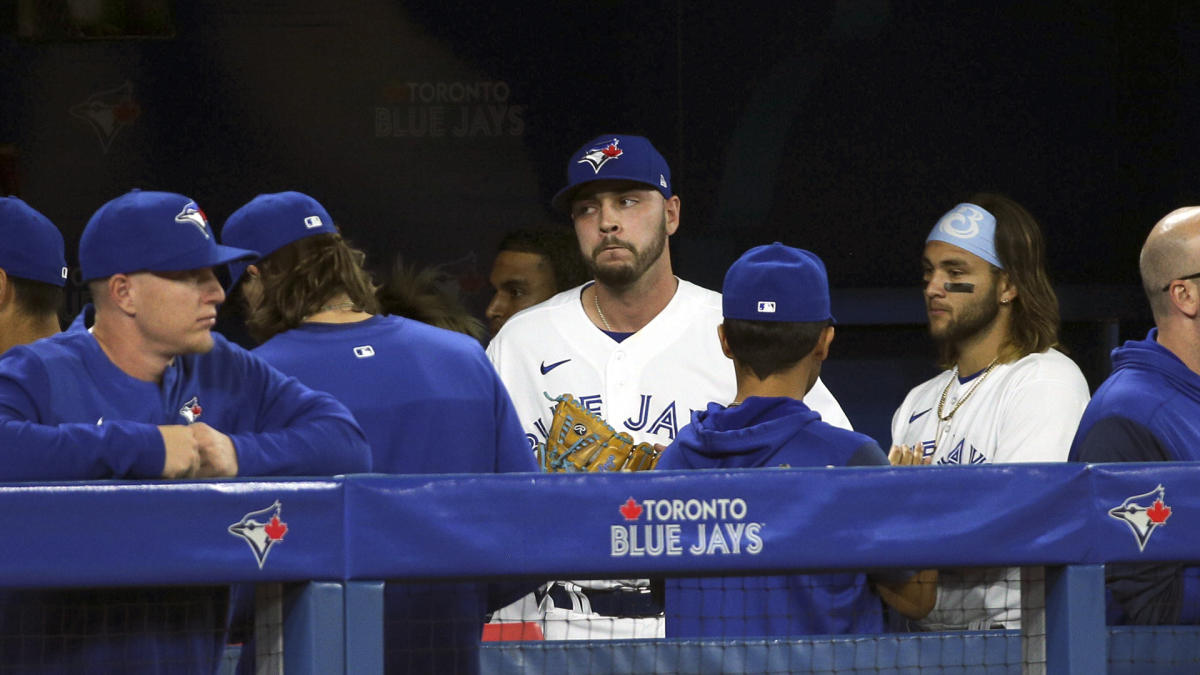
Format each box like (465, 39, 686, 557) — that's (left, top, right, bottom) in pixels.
(225, 347, 372, 477)
(0, 351, 165, 480)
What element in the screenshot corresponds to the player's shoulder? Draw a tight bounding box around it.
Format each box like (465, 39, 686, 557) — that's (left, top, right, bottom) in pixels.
(1086, 360, 1169, 417)
(0, 329, 92, 371)
(386, 314, 489, 359)
(675, 278, 722, 309)
(999, 348, 1089, 393)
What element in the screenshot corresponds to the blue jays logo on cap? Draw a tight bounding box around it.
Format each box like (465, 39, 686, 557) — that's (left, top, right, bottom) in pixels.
(578, 138, 624, 174)
(79, 190, 258, 281)
(175, 202, 210, 239)
(551, 134, 673, 211)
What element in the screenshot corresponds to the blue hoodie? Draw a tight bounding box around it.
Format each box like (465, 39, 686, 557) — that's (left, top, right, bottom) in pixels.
(660, 396, 885, 470)
(658, 396, 891, 637)
(1070, 329, 1200, 625)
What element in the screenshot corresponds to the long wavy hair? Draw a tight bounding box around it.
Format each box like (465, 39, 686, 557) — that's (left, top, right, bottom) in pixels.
(245, 233, 379, 343)
(938, 192, 1061, 368)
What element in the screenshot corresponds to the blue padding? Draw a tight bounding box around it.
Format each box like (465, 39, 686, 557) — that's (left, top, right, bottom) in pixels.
(0, 478, 345, 587)
(0, 464, 1196, 586)
(344, 465, 1100, 579)
(479, 633, 1022, 675)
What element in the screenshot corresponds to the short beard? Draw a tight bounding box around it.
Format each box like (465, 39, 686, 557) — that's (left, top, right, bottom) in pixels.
(586, 217, 668, 288)
(931, 291, 1001, 347)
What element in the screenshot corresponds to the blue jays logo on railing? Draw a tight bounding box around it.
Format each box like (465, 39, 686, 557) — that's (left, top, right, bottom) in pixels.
(229, 501, 289, 569)
(175, 202, 210, 239)
(577, 138, 623, 174)
(1109, 485, 1172, 552)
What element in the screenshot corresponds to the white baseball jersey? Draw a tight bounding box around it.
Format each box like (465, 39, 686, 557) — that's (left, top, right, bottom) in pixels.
(488, 279, 852, 451)
(486, 278, 851, 639)
(890, 347, 1090, 629)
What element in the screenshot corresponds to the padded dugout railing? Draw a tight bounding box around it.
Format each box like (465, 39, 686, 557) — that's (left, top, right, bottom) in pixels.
(0, 464, 1196, 673)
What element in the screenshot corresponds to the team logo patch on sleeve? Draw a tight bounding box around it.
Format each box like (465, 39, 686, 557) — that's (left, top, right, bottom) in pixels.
(229, 501, 289, 569)
(577, 138, 623, 174)
(1109, 485, 1172, 552)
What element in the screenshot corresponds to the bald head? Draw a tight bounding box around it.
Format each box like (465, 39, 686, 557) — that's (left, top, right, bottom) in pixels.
(1141, 207, 1200, 319)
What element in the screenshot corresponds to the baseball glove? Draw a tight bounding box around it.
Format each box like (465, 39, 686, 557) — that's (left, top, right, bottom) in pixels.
(536, 393, 662, 472)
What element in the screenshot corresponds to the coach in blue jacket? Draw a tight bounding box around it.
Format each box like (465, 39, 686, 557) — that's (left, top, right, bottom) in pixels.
(0, 189, 371, 673)
(1070, 206, 1200, 625)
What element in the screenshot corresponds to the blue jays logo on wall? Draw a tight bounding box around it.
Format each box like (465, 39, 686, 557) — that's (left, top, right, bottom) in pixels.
(175, 202, 210, 239)
(229, 501, 289, 569)
(70, 81, 142, 153)
(1109, 485, 1172, 552)
(577, 138, 623, 174)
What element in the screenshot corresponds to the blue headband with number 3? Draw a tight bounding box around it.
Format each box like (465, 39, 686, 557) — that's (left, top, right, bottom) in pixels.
(926, 203, 1004, 269)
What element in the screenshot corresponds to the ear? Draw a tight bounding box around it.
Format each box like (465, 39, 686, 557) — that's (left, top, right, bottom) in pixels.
(107, 273, 138, 315)
(663, 195, 681, 236)
(812, 325, 835, 362)
(246, 264, 261, 279)
(717, 322, 734, 360)
(1168, 280, 1200, 319)
(996, 271, 1017, 305)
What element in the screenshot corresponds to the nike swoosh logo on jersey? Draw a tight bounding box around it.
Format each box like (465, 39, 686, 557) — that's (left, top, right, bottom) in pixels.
(909, 408, 932, 423)
(540, 359, 571, 375)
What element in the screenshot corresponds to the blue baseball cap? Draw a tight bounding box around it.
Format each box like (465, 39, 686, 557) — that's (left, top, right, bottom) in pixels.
(0, 197, 68, 287)
(722, 243, 834, 323)
(80, 190, 258, 282)
(220, 191, 339, 289)
(551, 134, 673, 211)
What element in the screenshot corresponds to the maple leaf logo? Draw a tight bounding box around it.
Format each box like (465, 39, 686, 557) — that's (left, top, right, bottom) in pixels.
(1109, 485, 1173, 552)
(619, 497, 642, 521)
(602, 143, 622, 158)
(1147, 499, 1172, 524)
(265, 515, 288, 541)
(229, 501, 288, 568)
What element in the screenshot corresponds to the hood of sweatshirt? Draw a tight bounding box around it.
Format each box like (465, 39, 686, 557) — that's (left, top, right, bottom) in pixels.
(1112, 328, 1200, 400)
(668, 396, 820, 469)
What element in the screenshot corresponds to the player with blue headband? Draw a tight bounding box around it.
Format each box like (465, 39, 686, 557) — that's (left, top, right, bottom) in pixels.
(889, 192, 1091, 632)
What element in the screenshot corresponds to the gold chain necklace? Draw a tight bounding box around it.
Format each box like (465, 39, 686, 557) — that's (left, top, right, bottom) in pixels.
(932, 358, 999, 453)
(936, 358, 999, 421)
(593, 289, 613, 331)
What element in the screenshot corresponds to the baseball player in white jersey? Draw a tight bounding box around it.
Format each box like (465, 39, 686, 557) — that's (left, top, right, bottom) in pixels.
(487, 133, 851, 639)
(889, 193, 1090, 630)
